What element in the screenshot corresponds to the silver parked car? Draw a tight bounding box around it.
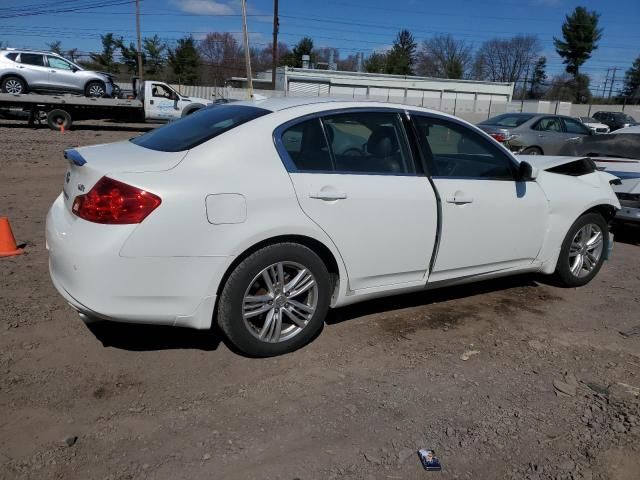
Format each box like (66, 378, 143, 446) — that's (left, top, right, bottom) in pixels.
(0, 48, 114, 97)
(477, 113, 593, 155)
(575, 116, 610, 134)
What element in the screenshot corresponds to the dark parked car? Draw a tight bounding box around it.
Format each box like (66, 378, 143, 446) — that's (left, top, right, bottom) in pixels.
(592, 111, 638, 132)
(477, 113, 593, 155)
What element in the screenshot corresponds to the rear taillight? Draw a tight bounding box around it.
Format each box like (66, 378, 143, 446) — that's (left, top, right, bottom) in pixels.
(72, 177, 161, 224)
(489, 132, 507, 142)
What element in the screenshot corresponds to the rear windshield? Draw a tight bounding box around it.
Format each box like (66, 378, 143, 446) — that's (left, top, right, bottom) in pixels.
(131, 105, 270, 152)
(479, 114, 535, 127)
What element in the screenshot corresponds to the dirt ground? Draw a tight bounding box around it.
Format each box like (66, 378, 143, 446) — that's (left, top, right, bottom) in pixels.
(1, 119, 639, 480)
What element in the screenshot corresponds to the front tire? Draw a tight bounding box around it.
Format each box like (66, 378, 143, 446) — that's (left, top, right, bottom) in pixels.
(217, 243, 331, 357)
(85, 80, 106, 97)
(554, 213, 608, 287)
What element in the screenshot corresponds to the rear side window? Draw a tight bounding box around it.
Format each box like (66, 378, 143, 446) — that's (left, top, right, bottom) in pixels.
(131, 105, 270, 152)
(479, 114, 534, 127)
(5, 52, 18, 61)
(534, 117, 562, 132)
(281, 118, 333, 171)
(19, 53, 45, 66)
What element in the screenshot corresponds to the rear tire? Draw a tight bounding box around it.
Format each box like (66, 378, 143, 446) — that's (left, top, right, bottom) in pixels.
(554, 213, 609, 287)
(85, 80, 106, 97)
(522, 146, 543, 155)
(46, 109, 72, 131)
(217, 243, 331, 357)
(1, 76, 27, 94)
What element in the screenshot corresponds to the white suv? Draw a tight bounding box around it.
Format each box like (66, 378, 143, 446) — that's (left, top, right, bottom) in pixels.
(0, 49, 115, 97)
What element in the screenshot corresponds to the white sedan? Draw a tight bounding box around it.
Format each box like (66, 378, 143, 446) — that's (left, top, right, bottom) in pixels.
(46, 98, 620, 356)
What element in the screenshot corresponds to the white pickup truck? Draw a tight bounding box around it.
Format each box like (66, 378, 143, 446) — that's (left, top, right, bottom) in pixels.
(0, 79, 213, 130)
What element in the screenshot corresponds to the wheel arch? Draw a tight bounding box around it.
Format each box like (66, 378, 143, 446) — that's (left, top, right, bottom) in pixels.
(580, 203, 617, 224)
(181, 103, 205, 117)
(0, 73, 28, 87)
(215, 234, 342, 299)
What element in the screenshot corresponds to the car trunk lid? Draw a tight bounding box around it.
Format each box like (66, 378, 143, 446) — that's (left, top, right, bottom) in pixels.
(62, 141, 187, 211)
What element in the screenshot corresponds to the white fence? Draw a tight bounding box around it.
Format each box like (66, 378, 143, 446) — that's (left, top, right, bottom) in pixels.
(116, 82, 640, 123)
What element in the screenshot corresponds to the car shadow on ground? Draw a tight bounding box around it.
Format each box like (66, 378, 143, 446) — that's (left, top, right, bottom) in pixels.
(327, 274, 542, 325)
(85, 275, 546, 353)
(612, 224, 640, 246)
(86, 321, 223, 352)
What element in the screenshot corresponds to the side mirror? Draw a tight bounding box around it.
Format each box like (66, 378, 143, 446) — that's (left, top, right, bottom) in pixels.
(71, 66, 79, 72)
(518, 160, 539, 181)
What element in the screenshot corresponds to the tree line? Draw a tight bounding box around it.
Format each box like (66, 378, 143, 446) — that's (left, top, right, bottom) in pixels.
(36, 6, 640, 104)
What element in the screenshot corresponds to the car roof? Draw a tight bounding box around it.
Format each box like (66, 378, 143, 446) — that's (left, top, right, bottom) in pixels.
(229, 96, 464, 119)
(1, 48, 60, 56)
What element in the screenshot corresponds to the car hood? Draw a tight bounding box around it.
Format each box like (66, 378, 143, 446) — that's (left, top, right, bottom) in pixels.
(516, 155, 592, 171)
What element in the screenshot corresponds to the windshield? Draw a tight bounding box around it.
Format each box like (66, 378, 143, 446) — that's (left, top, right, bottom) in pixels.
(479, 114, 535, 127)
(131, 105, 270, 152)
(612, 113, 637, 123)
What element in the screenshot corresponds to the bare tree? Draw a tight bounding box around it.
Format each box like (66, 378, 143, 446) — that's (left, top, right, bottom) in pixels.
(198, 32, 243, 84)
(473, 35, 541, 83)
(416, 34, 472, 79)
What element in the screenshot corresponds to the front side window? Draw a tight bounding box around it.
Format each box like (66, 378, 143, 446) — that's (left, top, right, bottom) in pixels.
(534, 117, 562, 132)
(131, 105, 270, 152)
(19, 53, 44, 66)
(322, 112, 414, 174)
(152, 84, 175, 99)
(562, 117, 590, 135)
(47, 56, 73, 70)
(413, 116, 514, 180)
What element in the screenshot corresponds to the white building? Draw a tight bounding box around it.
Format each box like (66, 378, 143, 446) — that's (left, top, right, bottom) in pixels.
(262, 67, 514, 117)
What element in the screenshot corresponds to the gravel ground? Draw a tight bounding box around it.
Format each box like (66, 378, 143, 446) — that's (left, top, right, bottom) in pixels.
(1, 119, 639, 480)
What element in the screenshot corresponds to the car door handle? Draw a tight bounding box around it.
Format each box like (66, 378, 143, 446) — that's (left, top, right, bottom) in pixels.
(537, 134, 545, 137)
(49, 70, 56, 73)
(566, 137, 580, 141)
(149, 99, 154, 105)
(309, 191, 347, 200)
(446, 192, 473, 204)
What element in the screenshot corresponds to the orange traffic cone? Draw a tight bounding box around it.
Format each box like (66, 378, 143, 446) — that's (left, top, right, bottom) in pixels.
(0, 217, 23, 257)
(60, 124, 65, 134)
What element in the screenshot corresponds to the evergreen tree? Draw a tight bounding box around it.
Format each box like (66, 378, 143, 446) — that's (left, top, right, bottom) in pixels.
(365, 52, 387, 74)
(528, 57, 547, 99)
(168, 36, 200, 84)
(89, 33, 120, 73)
(553, 7, 602, 77)
(386, 29, 417, 75)
(143, 35, 167, 75)
(622, 56, 640, 103)
(281, 37, 314, 67)
(47, 40, 63, 55)
(117, 39, 145, 75)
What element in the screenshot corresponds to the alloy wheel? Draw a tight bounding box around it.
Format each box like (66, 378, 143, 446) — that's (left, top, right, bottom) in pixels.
(4, 79, 23, 94)
(568, 223, 604, 278)
(242, 261, 318, 343)
(88, 84, 105, 97)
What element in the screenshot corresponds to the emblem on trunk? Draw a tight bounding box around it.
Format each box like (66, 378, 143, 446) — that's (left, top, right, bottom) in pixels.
(77, 184, 85, 192)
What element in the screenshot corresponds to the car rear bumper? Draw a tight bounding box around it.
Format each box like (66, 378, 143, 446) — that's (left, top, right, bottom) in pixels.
(46, 194, 228, 329)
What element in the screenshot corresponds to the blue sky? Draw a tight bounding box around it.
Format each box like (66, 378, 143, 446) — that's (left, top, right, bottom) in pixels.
(1, 0, 638, 93)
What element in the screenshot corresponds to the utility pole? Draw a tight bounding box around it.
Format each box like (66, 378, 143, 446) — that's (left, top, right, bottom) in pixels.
(520, 63, 530, 113)
(608, 67, 618, 99)
(135, 0, 143, 84)
(271, 0, 279, 90)
(241, 0, 253, 98)
(601, 68, 611, 99)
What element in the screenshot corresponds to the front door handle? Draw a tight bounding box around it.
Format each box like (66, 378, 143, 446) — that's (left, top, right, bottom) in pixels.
(309, 191, 347, 201)
(446, 191, 473, 204)
(537, 134, 545, 137)
(149, 99, 154, 105)
(566, 137, 580, 141)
